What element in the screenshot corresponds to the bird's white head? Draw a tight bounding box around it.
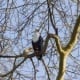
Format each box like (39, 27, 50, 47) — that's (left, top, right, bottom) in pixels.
(32, 28, 40, 42)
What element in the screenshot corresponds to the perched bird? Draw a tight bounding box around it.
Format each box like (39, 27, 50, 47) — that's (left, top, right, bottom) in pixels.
(32, 29, 43, 60)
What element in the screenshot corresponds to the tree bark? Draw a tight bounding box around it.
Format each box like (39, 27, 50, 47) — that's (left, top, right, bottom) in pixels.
(56, 54, 67, 80)
(56, 15, 80, 80)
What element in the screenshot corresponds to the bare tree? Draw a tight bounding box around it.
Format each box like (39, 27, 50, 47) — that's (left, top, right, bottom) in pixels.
(0, 0, 80, 80)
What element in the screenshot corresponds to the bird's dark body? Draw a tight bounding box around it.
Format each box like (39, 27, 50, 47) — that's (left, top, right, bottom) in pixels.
(32, 36, 43, 60)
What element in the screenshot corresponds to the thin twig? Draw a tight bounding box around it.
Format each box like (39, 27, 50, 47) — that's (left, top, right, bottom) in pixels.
(41, 58, 50, 80)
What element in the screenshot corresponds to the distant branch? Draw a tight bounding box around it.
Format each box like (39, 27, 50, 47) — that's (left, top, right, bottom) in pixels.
(47, 0, 58, 34)
(42, 58, 50, 80)
(0, 57, 26, 77)
(30, 58, 36, 80)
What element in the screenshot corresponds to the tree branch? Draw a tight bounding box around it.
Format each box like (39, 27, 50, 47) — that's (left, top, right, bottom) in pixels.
(64, 15, 80, 55)
(42, 15, 80, 80)
(41, 58, 50, 80)
(30, 58, 36, 80)
(47, 0, 58, 34)
(56, 55, 67, 80)
(56, 15, 80, 80)
(0, 58, 26, 77)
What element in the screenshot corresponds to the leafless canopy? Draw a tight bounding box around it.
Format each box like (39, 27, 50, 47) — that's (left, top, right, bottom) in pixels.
(0, 0, 80, 80)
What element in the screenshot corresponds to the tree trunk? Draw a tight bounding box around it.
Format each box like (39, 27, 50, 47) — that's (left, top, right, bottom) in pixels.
(56, 54, 67, 80)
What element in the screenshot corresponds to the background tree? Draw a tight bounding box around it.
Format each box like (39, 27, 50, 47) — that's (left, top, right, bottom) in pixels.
(0, 0, 80, 80)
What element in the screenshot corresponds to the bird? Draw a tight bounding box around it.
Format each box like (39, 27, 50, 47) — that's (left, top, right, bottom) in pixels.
(32, 28, 43, 60)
